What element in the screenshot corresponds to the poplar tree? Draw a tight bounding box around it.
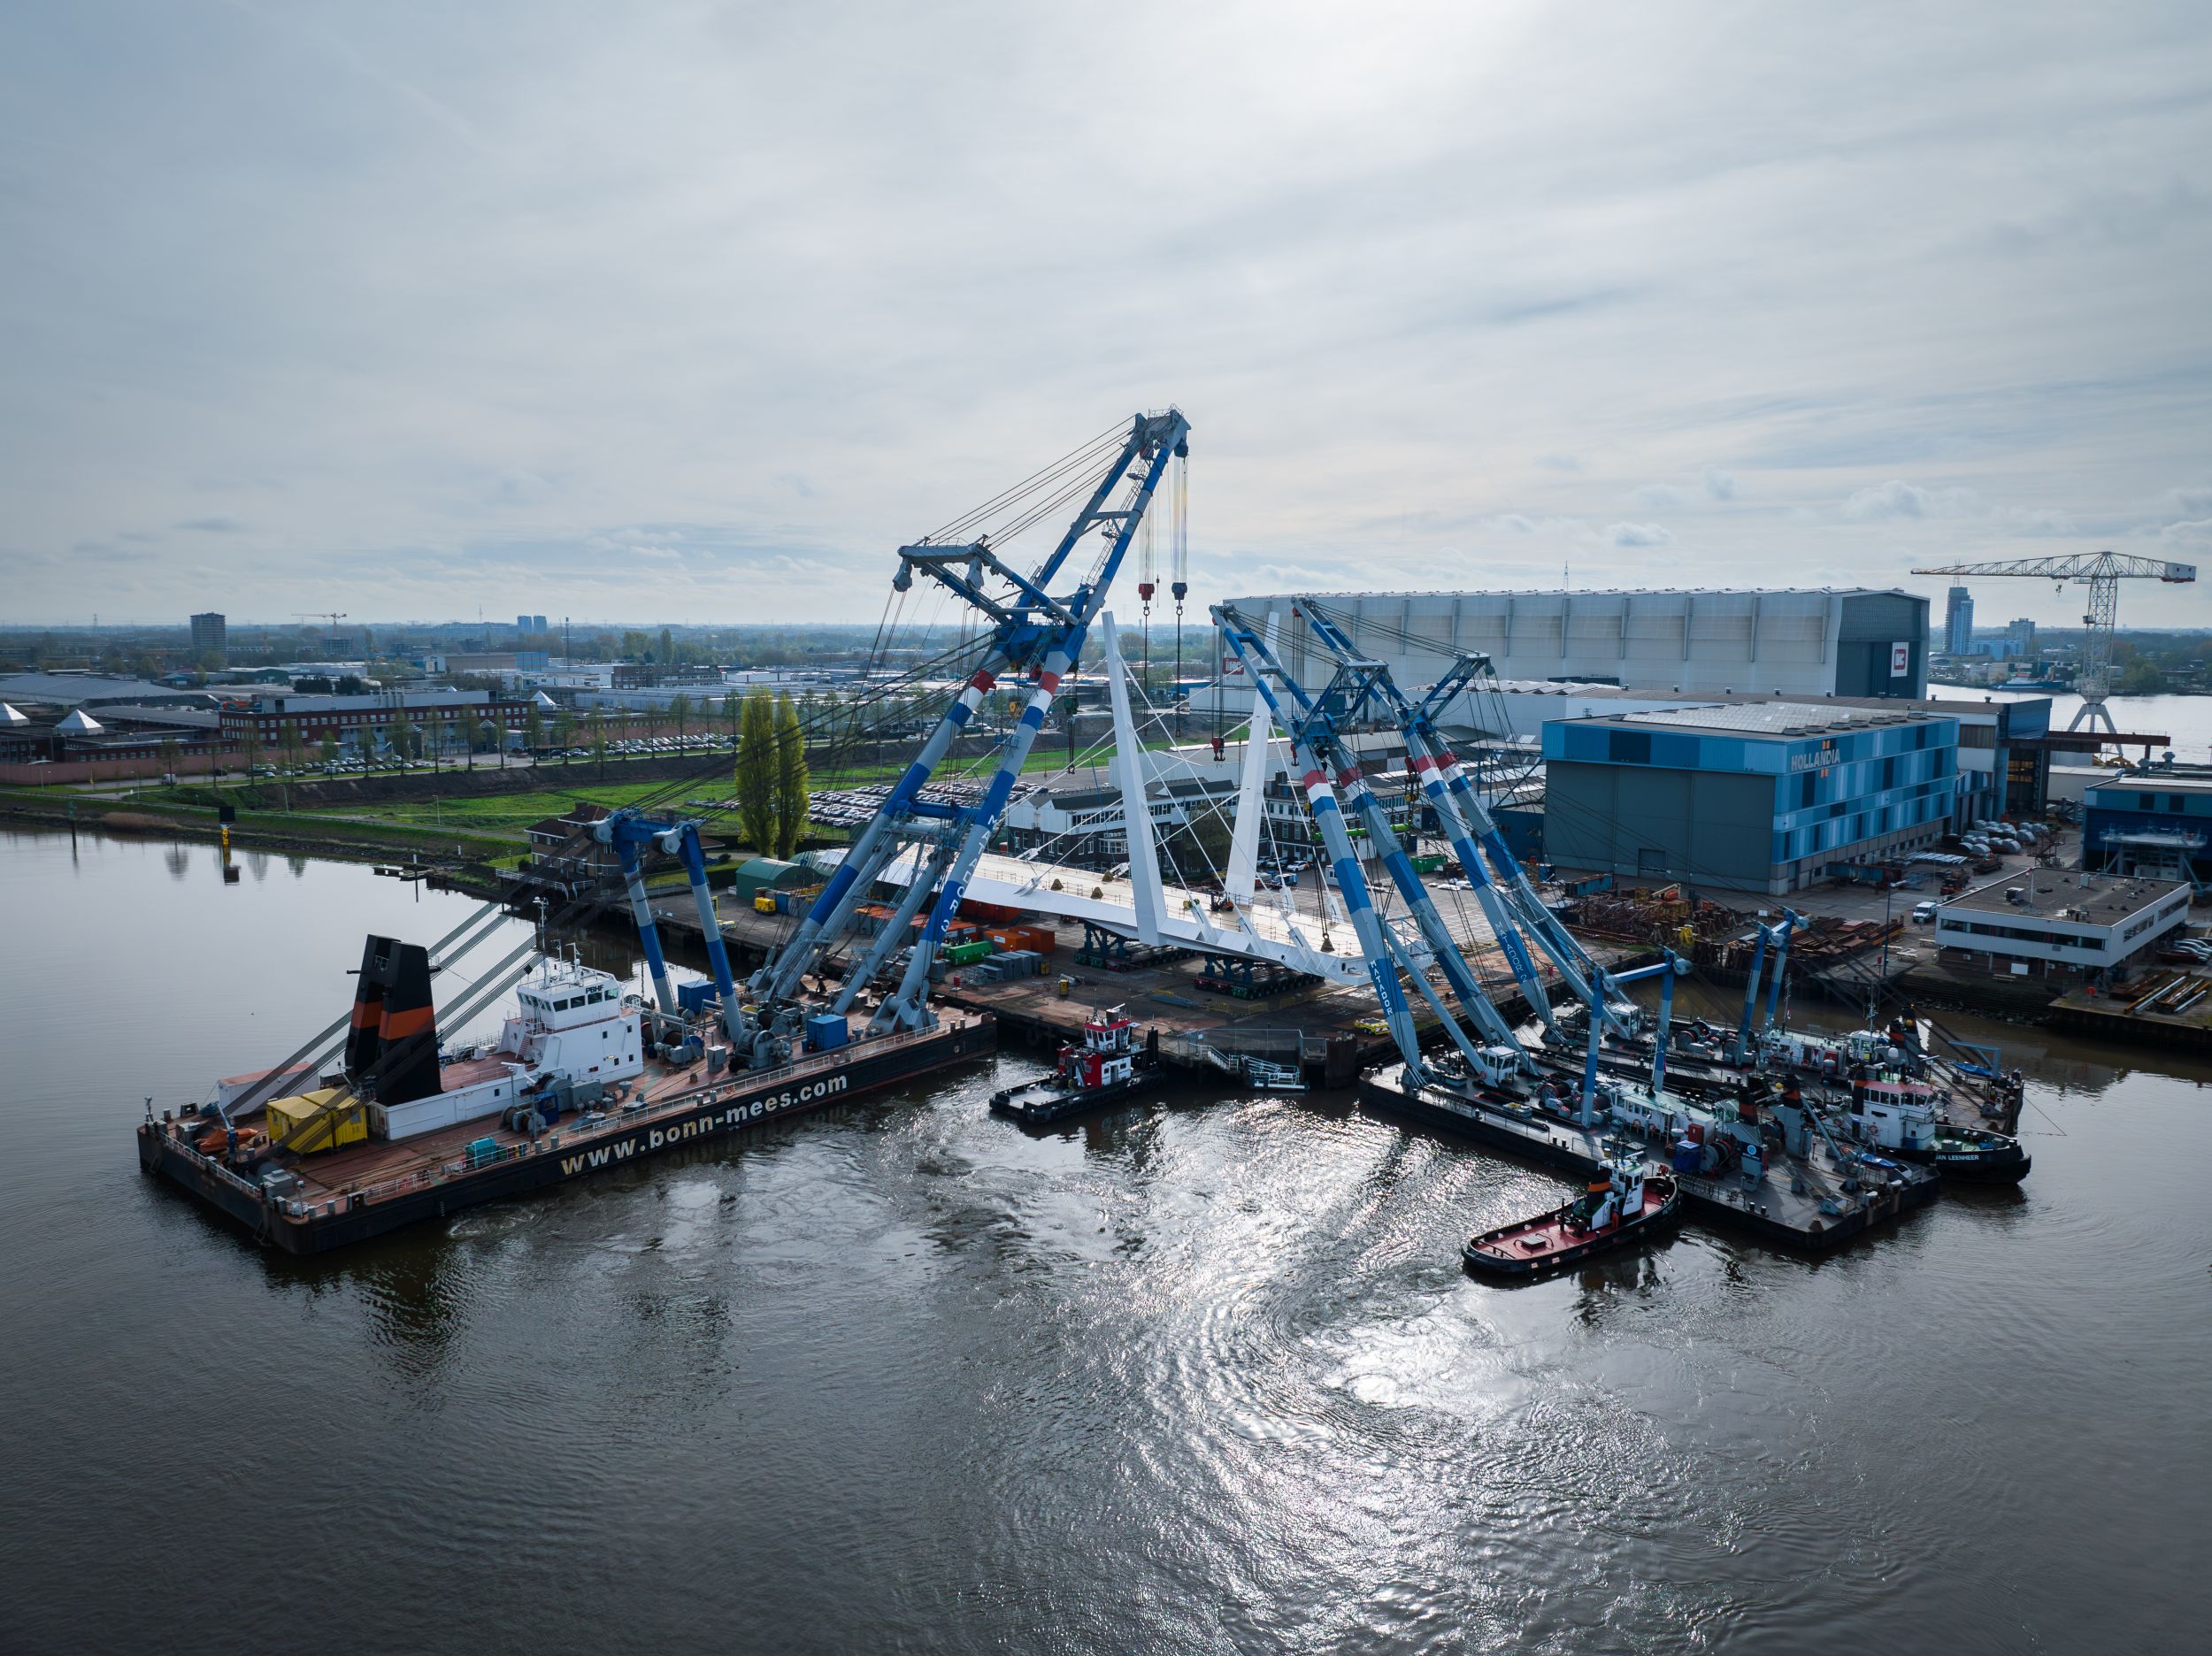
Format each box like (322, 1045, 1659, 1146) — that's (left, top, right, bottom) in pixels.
(735, 688, 777, 854)
(772, 691, 810, 858)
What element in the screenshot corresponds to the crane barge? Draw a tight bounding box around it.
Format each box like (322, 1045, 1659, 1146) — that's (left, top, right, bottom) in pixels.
(136, 410, 1189, 1252)
(1221, 604, 1939, 1256)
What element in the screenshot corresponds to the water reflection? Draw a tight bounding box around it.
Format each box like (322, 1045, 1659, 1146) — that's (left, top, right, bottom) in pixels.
(164, 844, 190, 880)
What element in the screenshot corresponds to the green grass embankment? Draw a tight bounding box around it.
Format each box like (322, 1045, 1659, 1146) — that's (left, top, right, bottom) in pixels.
(0, 788, 523, 864)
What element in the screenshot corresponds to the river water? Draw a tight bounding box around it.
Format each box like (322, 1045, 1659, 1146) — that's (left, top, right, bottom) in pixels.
(1, 830, 2201, 1654)
(1927, 685, 2212, 760)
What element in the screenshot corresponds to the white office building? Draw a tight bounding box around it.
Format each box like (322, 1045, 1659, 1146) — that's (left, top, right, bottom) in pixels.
(1933, 870, 2188, 978)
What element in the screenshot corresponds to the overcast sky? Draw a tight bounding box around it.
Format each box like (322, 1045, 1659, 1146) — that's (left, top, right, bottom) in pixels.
(3, 1, 2208, 629)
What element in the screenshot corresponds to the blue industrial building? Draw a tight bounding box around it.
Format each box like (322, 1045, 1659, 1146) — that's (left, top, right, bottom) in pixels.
(2082, 775, 2212, 879)
(1542, 702, 1959, 893)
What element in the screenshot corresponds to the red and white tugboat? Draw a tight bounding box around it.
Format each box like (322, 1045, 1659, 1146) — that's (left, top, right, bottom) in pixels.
(990, 1007, 1161, 1126)
(1462, 1155, 1681, 1278)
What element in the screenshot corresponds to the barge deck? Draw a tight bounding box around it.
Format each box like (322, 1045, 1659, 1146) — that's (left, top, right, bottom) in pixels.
(141, 1011, 994, 1254)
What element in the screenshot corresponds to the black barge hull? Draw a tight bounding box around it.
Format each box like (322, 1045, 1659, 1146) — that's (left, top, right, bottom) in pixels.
(1361, 1065, 1939, 1255)
(140, 1018, 995, 1254)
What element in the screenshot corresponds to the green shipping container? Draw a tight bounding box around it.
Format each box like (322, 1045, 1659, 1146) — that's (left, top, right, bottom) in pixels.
(1409, 853, 1446, 874)
(945, 940, 995, 966)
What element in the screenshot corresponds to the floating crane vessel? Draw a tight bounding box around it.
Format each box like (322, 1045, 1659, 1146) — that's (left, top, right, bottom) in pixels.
(140, 410, 1193, 1251)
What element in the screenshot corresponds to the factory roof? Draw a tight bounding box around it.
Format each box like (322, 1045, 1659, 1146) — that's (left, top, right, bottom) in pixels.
(0, 672, 203, 709)
(1577, 701, 1939, 738)
(1939, 870, 2185, 926)
(1229, 586, 1919, 601)
(2085, 773, 2212, 795)
(1495, 682, 2026, 723)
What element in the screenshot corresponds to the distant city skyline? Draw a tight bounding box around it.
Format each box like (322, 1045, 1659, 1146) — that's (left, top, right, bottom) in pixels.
(3, 3, 2207, 628)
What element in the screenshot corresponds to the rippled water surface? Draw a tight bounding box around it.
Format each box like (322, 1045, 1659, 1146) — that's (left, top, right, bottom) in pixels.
(1, 830, 2202, 1653)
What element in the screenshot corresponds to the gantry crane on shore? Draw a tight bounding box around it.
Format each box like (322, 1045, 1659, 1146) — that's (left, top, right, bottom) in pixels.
(1910, 551, 2196, 733)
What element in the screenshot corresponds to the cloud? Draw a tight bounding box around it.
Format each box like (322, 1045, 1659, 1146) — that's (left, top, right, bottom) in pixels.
(2161, 518, 2212, 546)
(1609, 521, 1674, 548)
(0, 4, 2206, 624)
(1994, 505, 2078, 534)
(1632, 483, 1687, 508)
(1842, 480, 1984, 521)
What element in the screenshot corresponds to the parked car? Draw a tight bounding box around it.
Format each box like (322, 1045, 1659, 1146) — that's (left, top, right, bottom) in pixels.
(1911, 901, 1938, 924)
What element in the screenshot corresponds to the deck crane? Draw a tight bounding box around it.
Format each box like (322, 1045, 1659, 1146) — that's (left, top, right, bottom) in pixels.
(593, 810, 735, 1008)
(1909, 551, 2196, 733)
(753, 410, 1192, 1032)
(1732, 908, 1801, 1063)
(1283, 606, 1639, 1039)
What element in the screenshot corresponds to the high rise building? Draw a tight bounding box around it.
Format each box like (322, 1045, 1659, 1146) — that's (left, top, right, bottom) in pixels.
(1943, 586, 1975, 655)
(188, 611, 227, 667)
(2007, 617, 2036, 656)
(516, 614, 550, 636)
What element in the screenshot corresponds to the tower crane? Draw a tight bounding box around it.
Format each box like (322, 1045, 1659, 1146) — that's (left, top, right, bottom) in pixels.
(294, 611, 349, 628)
(1909, 552, 2195, 733)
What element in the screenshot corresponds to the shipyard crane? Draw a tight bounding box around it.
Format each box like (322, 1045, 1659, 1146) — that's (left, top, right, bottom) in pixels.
(1909, 552, 2196, 733)
(1215, 605, 1518, 1085)
(1284, 605, 1635, 1037)
(753, 410, 1191, 1032)
(1218, 607, 1687, 1122)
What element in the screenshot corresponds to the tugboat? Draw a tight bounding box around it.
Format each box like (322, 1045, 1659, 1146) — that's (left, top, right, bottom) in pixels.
(989, 1007, 1162, 1126)
(1840, 1068, 2032, 1182)
(1463, 1155, 1680, 1277)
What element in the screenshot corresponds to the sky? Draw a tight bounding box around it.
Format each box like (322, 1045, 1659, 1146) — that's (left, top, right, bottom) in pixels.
(2, 0, 2208, 630)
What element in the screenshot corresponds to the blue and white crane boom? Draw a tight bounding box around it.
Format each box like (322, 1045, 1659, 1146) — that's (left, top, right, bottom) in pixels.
(1218, 611, 1524, 1051)
(1217, 609, 1542, 1087)
(751, 410, 1192, 1031)
(1215, 611, 1430, 1079)
(1298, 617, 1638, 1035)
(1291, 610, 1566, 1028)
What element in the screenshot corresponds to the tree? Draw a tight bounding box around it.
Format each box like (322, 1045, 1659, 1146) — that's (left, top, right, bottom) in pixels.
(659, 626, 673, 664)
(723, 690, 740, 747)
(669, 693, 690, 746)
(319, 731, 341, 767)
(158, 735, 181, 781)
(553, 710, 574, 760)
(524, 704, 543, 752)
(772, 691, 810, 858)
(279, 725, 305, 773)
(734, 688, 778, 853)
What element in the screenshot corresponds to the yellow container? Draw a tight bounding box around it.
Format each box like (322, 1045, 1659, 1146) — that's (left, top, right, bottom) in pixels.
(265, 1086, 368, 1154)
(753, 893, 778, 913)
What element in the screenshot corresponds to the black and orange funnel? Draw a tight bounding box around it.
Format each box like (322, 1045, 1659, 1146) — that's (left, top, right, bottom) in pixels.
(345, 935, 442, 1104)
